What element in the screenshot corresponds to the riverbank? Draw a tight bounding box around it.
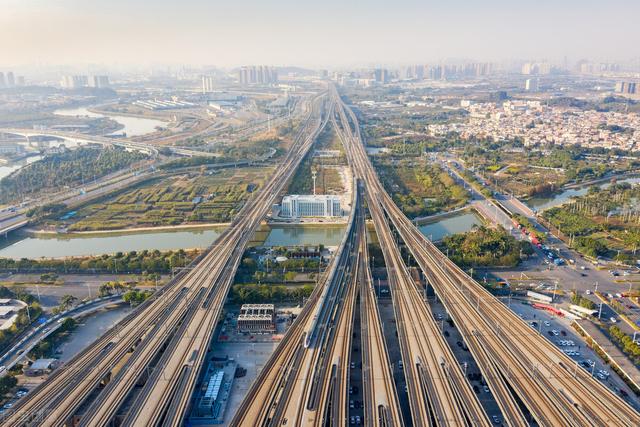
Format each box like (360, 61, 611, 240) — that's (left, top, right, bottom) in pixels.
(25, 222, 230, 237)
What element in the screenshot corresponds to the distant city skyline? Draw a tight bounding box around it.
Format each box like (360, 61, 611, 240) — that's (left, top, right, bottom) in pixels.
(1, 0, 639, 68)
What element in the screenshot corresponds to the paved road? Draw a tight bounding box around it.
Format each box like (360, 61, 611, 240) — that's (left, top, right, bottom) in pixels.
(0, 295, 124, 374)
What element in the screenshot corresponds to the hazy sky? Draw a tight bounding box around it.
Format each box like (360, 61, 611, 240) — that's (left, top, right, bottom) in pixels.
(1, 0, 638, 68)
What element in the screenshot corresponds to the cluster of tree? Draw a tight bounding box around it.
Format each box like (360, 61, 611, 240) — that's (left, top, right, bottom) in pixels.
(440, 226, 532, 268)
(609, 326, 640, 365)
(0, 147, 148, 203)
(229, 283, 313, 304)
(543, 207, 600, 236)
(570, 291, 596, 310)
(0, 375, 17, 396)
(527, 182, 557, 198)
(574, 236, 609, 258)
(26, 203, 67, 219)
(378, 160, 470, 218)
(99, 281, 132, 297)
(122, 289, 153, 306)
(0, 249, 197, 274)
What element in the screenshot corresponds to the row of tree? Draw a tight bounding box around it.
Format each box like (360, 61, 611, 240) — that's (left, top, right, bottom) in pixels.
(0, 249, 198, 274)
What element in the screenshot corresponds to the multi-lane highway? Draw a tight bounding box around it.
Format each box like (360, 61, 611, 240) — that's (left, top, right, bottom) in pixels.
(330, 84, 640, 426)
(0, 91, 328, 426)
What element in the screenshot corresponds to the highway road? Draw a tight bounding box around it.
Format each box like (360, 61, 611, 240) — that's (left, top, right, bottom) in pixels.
(0, 91, 328, 426)
(330, 84, 640, 426)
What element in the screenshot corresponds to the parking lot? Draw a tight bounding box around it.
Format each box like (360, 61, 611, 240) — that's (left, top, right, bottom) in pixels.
(507, 301, 640, 411)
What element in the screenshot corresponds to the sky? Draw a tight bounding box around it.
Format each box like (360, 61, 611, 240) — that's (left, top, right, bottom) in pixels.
(1, 0, 638, 68)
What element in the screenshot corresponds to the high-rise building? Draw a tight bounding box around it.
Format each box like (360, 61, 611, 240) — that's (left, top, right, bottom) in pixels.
(238, 66, 278, 85)
(0, 72, 5, 88)
(201, 76, 215, 93)
(60, 75, 89, 89)
(525, 78, 539, 92)
(373, 68, 389, 84)
(16, 76, 25, 86)
(6, 72, 15, 87)
(615, 81, 639, 98)
(90, 75, 110, 88)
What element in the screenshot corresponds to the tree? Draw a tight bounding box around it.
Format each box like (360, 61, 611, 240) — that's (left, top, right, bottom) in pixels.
(60, 294, 78, 310)
(0, 375, 17, 395)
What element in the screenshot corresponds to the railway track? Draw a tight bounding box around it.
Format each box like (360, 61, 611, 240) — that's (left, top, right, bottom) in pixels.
(1, 91, 329, 427)
(331, 83, 640, 426)
(356, 183, 404, 427)
(332, 89, 490, 427)
(232, 180, 361, 426)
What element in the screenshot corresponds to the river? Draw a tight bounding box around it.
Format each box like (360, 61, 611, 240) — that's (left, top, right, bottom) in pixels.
(0, 210, 482, 258)
(54, 106, 166, 137)
(0, 107, 164, 182)
(0, 225, 347, 259)
(526, 177, 640, 211)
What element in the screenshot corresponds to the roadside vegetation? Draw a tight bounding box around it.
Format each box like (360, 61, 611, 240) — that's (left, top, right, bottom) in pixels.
(570, 291, 596, 310)
(609, 326, 640, 365)
(0, 147, 148, 204)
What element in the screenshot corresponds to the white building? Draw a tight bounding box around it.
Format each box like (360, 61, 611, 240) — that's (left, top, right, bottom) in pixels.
(280, 195, 342, 218)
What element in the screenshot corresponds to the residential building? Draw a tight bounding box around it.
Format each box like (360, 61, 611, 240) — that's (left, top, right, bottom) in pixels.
(90, 75, 110, 88)
(60, 75, 89, 89)
(238, 66, 278, 85)
(201, 75, 215, 93)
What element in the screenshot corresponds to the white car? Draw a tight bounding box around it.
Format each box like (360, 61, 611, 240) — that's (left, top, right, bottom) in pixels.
(544, 321, 551, 327)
